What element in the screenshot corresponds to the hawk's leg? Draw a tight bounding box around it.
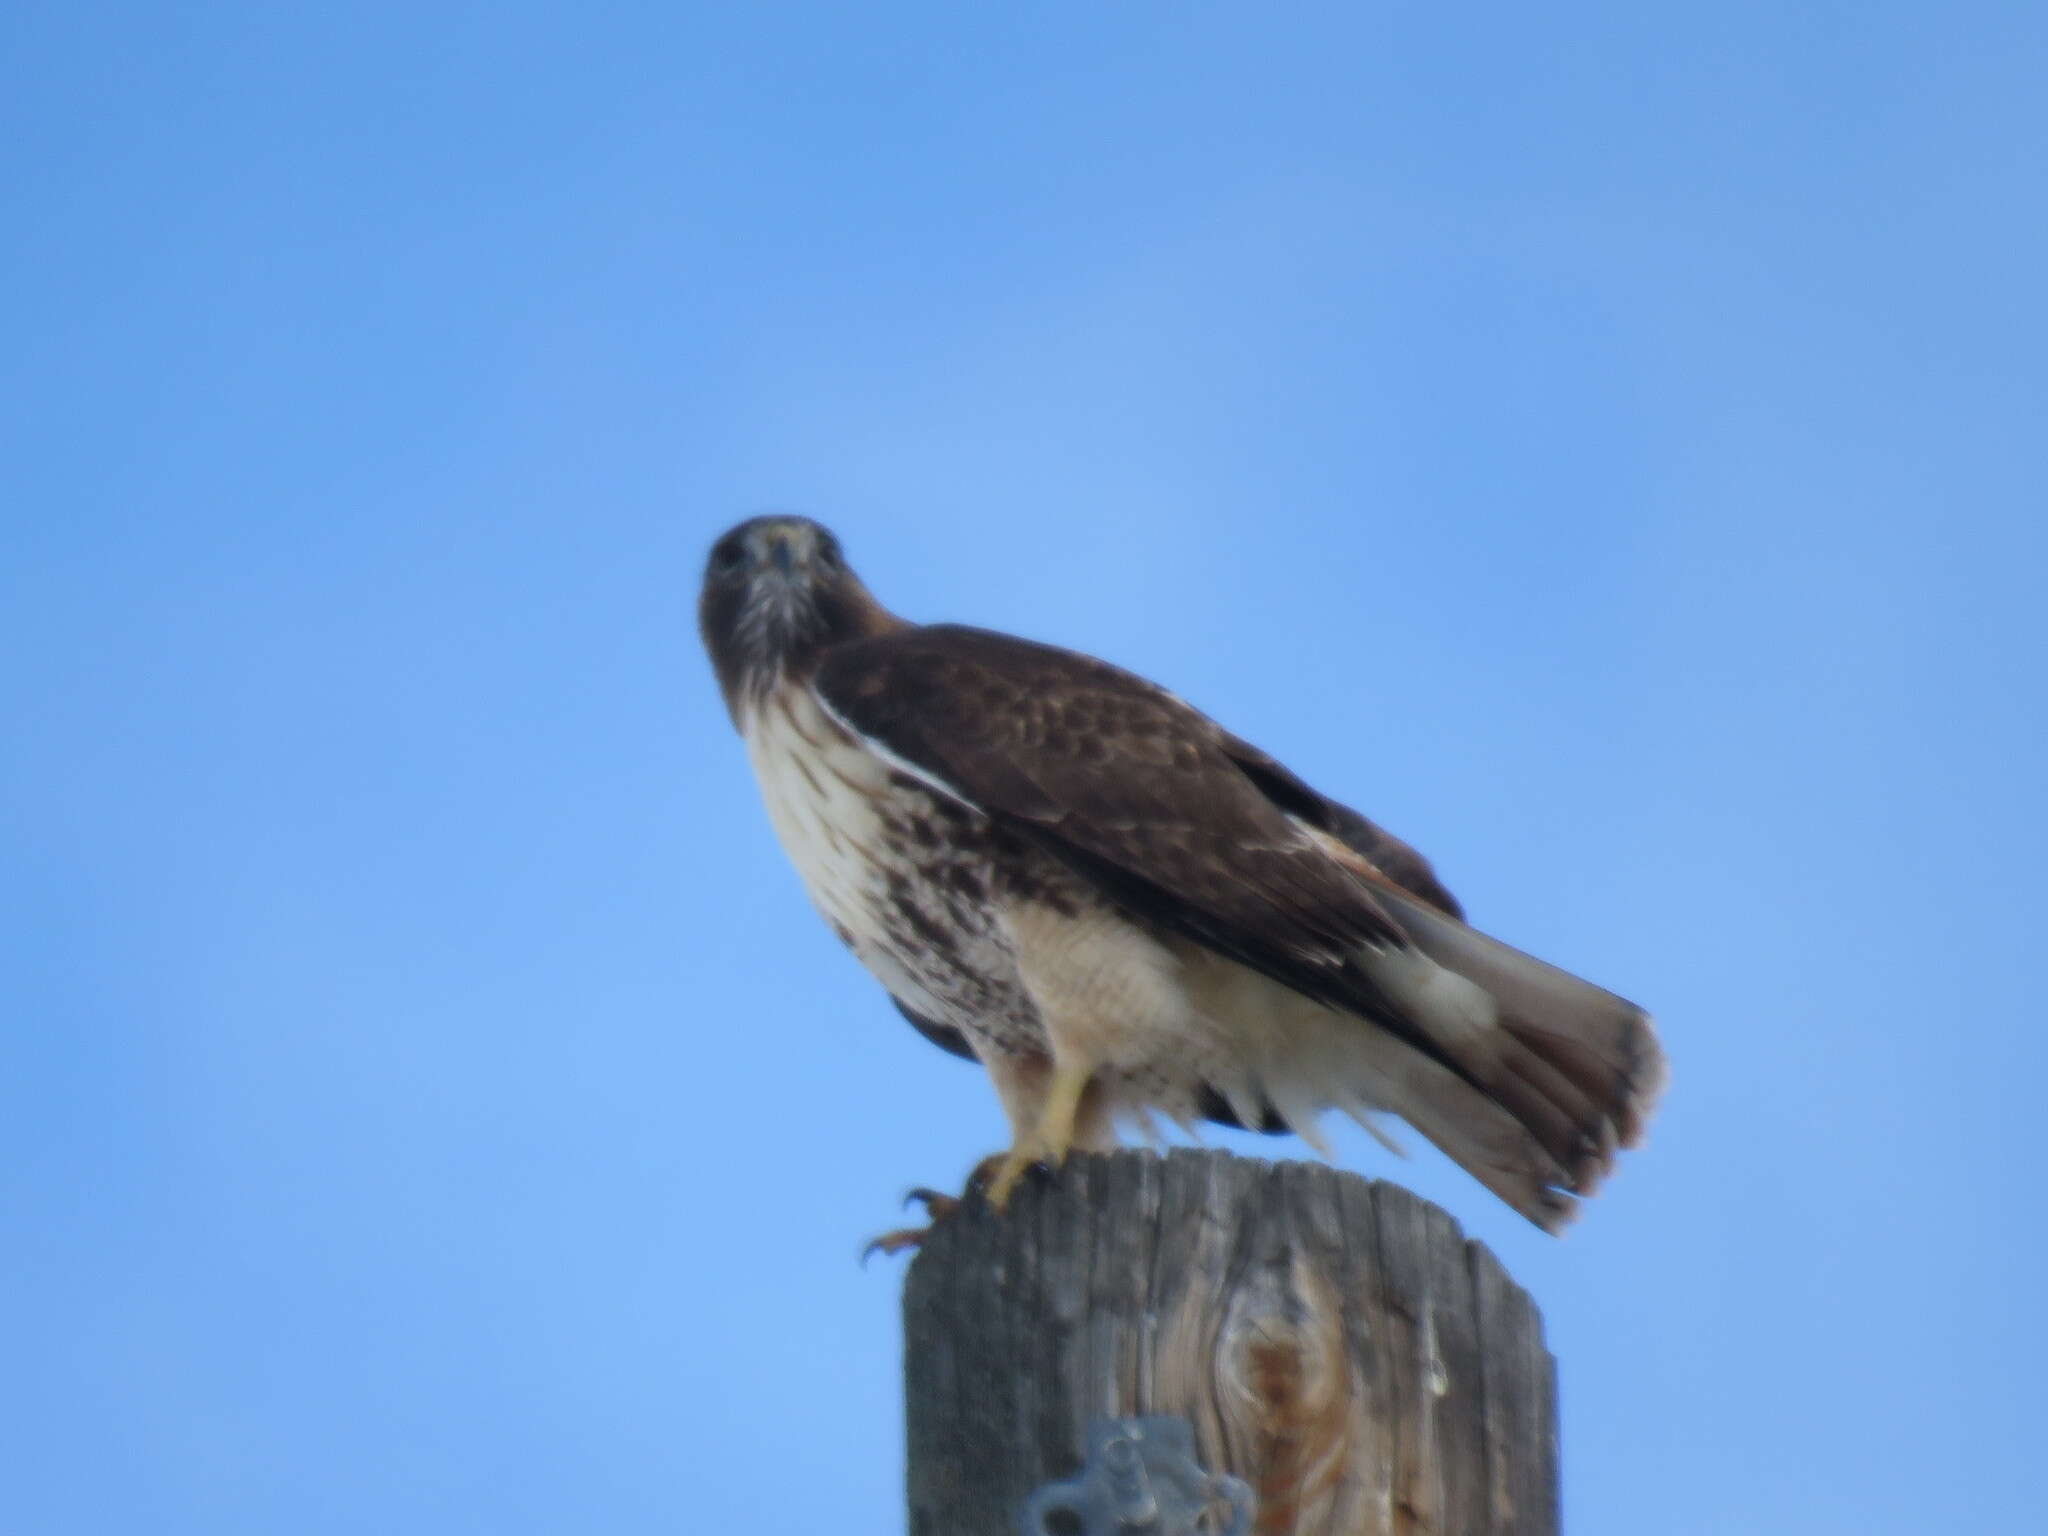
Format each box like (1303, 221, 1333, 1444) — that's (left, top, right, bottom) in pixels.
(865, 1055, 1112, 1257)
(984, 1055, 1096, 1210)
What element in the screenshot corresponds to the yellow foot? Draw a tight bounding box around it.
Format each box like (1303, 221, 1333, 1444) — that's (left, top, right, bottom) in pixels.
(985, 1057, 1095, 1210)
(982, 1145, 1047, 1212)
(981, 1126, 1080, 1210)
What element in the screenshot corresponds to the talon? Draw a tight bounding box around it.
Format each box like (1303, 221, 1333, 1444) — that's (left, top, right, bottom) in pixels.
(862, 1227, 931, 1264)
(863, 1179, 975, 1262)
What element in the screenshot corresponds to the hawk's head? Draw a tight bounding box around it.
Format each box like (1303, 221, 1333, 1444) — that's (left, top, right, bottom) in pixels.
(700, 516, 898, 720)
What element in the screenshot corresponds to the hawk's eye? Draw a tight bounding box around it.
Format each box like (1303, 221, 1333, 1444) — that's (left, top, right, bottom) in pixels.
(713, 541, 749, 576)
(817, 539, 842, 569)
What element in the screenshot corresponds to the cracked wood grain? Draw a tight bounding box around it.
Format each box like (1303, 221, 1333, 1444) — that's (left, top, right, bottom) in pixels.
(903, 1149, 1559, 1536)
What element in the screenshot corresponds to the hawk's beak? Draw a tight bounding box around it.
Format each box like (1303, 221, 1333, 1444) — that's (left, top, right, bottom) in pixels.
(767, 533, 797, 577)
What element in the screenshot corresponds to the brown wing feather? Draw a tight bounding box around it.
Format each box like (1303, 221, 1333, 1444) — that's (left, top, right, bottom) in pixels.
(1214, 732, 1465, 919)
(814, 625, 1425, 1017)
(846, 630, 1468, 1132)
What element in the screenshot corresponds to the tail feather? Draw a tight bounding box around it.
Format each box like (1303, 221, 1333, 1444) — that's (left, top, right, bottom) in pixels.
(1180, 968, 1597, 1233)
(1343, 1037, 1582, 1233)
(1366, 875, 1666, 1151)
(1172, 896, 1665, 1233)
(1489, 1031, 1619, 1192)
(1340, 875, 1663, 1224)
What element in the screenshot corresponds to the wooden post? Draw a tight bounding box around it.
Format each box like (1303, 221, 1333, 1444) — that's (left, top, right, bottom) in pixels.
(904, 1149, 1558, 1536)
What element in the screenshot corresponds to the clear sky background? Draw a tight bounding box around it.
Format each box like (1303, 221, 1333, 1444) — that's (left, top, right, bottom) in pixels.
(5, 5, 2044, 1533)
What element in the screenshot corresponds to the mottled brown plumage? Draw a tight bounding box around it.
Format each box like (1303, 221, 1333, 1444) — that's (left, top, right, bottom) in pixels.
(818, 626, 1416, 972)
(701, 515, 1665, 1231)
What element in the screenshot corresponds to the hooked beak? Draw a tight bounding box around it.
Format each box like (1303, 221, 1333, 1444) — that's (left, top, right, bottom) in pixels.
(767, 535, 796, 577)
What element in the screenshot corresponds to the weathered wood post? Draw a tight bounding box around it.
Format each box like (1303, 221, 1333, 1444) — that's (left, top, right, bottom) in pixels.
(904, 1149, 1557, 1536)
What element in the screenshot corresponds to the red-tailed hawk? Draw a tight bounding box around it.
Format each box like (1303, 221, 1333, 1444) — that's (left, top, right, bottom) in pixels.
(702, 516, 1664, 1232)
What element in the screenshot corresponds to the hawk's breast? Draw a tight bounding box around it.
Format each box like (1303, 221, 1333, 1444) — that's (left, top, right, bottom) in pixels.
(740, 682, 1041, 1053)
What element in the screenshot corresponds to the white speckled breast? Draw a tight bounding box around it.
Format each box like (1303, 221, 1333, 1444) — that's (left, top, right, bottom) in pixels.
(740, 682, 1046, 1055)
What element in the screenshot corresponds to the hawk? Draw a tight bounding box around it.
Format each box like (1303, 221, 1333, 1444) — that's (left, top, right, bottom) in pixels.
(701, 516, 1663, 1232)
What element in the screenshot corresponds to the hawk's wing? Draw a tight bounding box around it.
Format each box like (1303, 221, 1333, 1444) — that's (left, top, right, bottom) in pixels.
(814, 624, 1432, 1030)
(1203, 724, 1465, 920)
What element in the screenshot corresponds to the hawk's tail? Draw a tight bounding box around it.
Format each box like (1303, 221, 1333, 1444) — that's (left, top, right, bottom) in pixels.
(1348, 882, 1666, 1232)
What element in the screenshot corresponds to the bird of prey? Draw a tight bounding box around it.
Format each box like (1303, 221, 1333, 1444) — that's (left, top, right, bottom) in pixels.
(701, 515, 1663, 1232)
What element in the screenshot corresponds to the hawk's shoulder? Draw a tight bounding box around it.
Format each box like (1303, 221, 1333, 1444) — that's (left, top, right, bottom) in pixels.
(816, 623, 1462, 920)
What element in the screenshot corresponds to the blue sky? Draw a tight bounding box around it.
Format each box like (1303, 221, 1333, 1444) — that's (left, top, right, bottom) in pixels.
(5, 4, 2044, 1532)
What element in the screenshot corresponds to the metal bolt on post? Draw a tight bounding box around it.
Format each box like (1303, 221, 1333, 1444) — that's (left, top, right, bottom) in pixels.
(1021, 1417, 1254, 1536)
